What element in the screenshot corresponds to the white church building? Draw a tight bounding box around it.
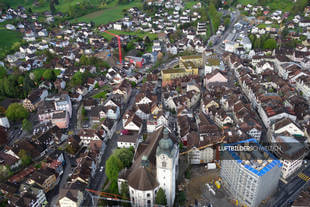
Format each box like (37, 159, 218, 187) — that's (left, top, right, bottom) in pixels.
(118, 127, 179, 207)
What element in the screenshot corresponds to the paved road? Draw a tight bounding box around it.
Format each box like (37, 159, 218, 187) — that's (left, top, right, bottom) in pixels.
(266, 165, 310, 207)
(81, 89, 138, 206)
(48, 153, 72, 207)
(212, 10, 241, 54)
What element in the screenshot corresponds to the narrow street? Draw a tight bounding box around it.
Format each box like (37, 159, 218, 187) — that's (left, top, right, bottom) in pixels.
(81, 89, 137, 206)
(47, 153, 72, 207)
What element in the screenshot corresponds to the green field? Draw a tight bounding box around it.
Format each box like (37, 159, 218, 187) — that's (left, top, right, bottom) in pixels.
(257, 23, 280, 29)
(265, 0, 293, 12)
(92, 91, 108, 99)
(0, 0, 105, 13)
(0, 0, 34, 8)
(71, 0, 143, 26)
(102, 30, 157, 41)
(237, 0, 293, 11)
(184, 1, 197, 9)
(237, 0, 257, 5)
(0, 29, 22, 59)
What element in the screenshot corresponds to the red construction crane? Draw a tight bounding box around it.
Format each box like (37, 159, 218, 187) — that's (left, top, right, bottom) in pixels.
(85, 188, 165, 206)
(103, 30, 122, 64)
(85, 188, 129, 203)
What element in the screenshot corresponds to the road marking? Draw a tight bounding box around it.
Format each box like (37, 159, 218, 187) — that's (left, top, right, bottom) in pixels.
(298, 173, 310, 182)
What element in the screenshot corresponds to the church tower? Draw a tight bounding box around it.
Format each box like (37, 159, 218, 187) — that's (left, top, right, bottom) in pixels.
(156, 128, 179, 207)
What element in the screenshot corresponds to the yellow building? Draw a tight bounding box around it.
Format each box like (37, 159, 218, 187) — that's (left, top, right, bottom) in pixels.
(180, 55, 203, 67)
(161, 55, 201, 84)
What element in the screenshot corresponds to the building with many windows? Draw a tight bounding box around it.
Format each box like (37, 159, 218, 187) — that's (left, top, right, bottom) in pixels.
(220, 139, 282, 207)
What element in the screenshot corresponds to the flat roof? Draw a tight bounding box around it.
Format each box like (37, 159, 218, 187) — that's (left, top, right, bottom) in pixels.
(207, 58, 220, 66)
(161, 68, 186, 74)
(224, 138, 282, 177)
(180, 55, 201, 60)
(183, 61, 196, 68)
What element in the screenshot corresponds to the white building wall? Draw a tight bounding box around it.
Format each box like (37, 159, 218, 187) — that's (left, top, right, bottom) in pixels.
(129, 187, 157, 207)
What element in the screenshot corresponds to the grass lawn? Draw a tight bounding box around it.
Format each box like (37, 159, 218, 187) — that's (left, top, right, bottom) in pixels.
(102, 30, 157, 41)
(29, 68, 61, 77)
(0, 29, 22, 59)
(265, 0, 293, 12)
(92, 91, 108, 99)
(0, 0, 104, 13)
(237, 0, 257, 5)
(237, 0, 293, 11)
(71, 0, 143, 26)
(184, 1, 197, 9)
(0, 0, 35, 8)
(257, 23, 280, 29)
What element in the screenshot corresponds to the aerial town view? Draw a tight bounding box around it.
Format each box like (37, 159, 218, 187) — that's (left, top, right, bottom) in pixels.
(0, 0, 309, 206)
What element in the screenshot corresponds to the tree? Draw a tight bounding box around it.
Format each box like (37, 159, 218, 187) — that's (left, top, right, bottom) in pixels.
(108, 180, 119, 194)
(81, 107, 86, 120)
(291, 0, 308, 15)
(185, 167, 191, 179)
(120, 182, 129, 199)
(155, 188, 167, 206)
(22, 119, 32, 133)
(70, 72, 86, 87)
(18, 149, 32, 166)
(80, 55, 90, 66)
(224, 17, 230, 27)
(176, 191, 186, 206)
(105, 155, 123, 181)
(0, 67, 7, 79)
(130, 81, 136, 88)
(5, 103, 29, 122)
(114, 148, 134, 168)
(125, 41, 135, 52)
(253, 38, 262, 49)
(23, 75, 34, 97)
(42, 69, 56, 81)
(263, 39, 277, 50)
(249, 34, 256, 44)
(49, 0, 56, 14)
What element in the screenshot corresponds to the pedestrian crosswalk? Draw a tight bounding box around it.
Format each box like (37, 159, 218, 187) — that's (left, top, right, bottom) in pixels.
(298, 173, 310, 182)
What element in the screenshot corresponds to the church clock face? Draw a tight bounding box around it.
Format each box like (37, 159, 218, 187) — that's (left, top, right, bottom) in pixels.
(161, 155, 167, 168)
(161, 154, 166, 160)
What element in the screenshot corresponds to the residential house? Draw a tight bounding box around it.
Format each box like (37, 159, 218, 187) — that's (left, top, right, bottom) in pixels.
(23, 89, 48, 112)
(117, 132, 140, 149)
(123, 114, 143, 133)
(102, 118, 118, 139)
(0, 116, 10, 128)
(26, 168, 57, 193)
(79, 129, 106, 146)
(204, 70, 228, 88)
(272, 118, 304, 137)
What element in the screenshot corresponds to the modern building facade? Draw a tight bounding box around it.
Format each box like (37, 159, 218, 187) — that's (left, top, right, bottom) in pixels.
(220, 139, 282, 207)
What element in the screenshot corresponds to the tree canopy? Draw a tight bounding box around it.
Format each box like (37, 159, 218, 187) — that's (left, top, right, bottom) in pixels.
(114, 148, 134, 168)
(18, 149, 32, 166)
(42, 69, 56, 81)
(155, 188, 167, 205)
(22, 119, 33, 133)
(105, 155, 123, 182)
(263, 39, 277, 50)
(5, 103, 29, 122)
